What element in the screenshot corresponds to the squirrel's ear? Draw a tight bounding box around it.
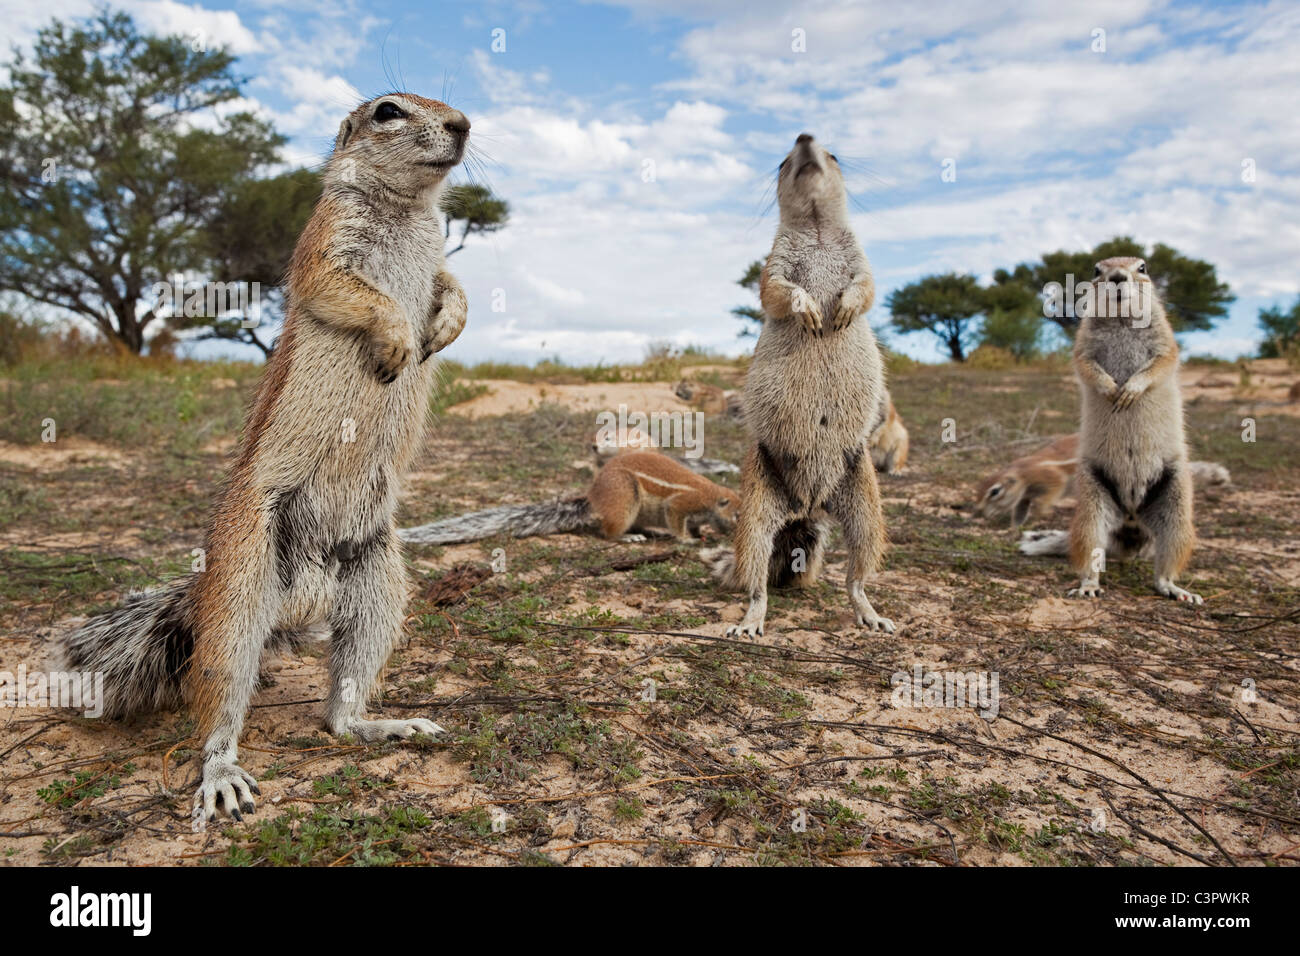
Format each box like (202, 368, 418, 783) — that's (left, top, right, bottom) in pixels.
(334, 118, 354, 153)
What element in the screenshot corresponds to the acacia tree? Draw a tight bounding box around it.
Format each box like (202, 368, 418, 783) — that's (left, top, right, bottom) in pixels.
(886, 272, 985, 361)
(975, 272, 1046, 360)
(1258, 297, 1300, 359)
(442, 184, 509, 256)
(0, 9, 283, 353)
(170, 169, 323, 355)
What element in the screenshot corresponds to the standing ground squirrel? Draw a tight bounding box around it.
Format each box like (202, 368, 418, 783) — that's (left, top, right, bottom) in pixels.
(58, 93, 472, 827)
(722, 133, 896, 637)
(1067, 256, 1201, 603)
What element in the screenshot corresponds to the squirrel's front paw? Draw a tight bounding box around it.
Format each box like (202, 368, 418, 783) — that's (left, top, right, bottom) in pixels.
(191, 761, 260, 831)
(370, 332, 414, 384)
(790, 288, 823, 336)
(420, 306, 467, 362)
(832, 292, 863, 331)
(1114, 381, 1145, 409)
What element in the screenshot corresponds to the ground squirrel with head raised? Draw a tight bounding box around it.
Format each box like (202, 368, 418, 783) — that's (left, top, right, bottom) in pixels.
(1067, 256, 1201, 603)
(722, 133, 896, 637)
(59, 93, 472, 827)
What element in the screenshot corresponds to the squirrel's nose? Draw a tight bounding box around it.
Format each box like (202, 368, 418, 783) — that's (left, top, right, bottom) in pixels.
(444, 110, 470, 136)
(796, 132, 814, 145)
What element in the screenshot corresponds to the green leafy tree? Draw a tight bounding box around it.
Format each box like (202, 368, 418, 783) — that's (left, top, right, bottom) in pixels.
(979, 309, 1043, 361)
(886, 272, 985, 362)
(976, 273, 1044, 360)
(997, 236, 1233, 337)
(731, 259, 764, 336)
(1258, 296, 1300, 359)
(0, 8, 283, 353)
(169, 169, 322, 355)
(442, 184, 509, 256)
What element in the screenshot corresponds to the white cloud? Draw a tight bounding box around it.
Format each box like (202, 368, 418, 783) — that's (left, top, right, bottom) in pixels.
(263, 65, 363, 136)
(441, 0, 1300, 362)
(133, 0, 263, 54)
(0, 0, 264, 55)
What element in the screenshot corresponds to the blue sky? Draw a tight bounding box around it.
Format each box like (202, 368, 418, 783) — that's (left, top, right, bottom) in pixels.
(4, 0, 1297, 364)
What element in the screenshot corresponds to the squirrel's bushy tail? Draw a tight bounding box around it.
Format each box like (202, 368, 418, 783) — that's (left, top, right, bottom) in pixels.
(56, 577, 194, 720)
(701, 518, 823, 589)
(399, 497, 594, 545)
(1018, 529, 1071, 557)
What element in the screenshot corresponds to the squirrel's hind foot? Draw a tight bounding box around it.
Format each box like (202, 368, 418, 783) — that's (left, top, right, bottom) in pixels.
(1156, 578, 1203, 605)
(192, 761, 261, 832)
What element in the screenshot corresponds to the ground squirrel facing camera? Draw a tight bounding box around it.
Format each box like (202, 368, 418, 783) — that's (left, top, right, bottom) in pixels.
(59, 93, 471, 827)
(722, 133, 896, 637)
(1067, 256, 1201, 603)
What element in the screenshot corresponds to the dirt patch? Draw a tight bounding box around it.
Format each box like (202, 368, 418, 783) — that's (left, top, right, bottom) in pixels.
(1181, 358, 1299, 406)
(2, 362, 1297, 867)
(0, 437, 129, 470)
(448, 380, 692, 419)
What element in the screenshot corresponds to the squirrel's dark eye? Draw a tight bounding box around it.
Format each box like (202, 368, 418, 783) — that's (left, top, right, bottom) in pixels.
(374, 102, 406, 122)
(1093, 265, 1102, 277)
(828, 154, 838, 163)
(1137, 262, 1147, 273)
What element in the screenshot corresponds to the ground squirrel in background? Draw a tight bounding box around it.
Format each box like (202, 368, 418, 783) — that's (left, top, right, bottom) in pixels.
(719, 133, 896, 637)
(1066, 256, 1201, 603)
(975, 434, 1080, 528)
(400, 450, 739, 545)
(59, 93, 471, 827)
(977, 433, 1230, 531)
(868, 391, 909, 473)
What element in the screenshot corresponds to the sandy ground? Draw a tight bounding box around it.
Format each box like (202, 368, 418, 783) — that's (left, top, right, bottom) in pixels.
(2, 361, 1298, 867)
(0, 437, 128, 470)
(448, 380, 694, 419)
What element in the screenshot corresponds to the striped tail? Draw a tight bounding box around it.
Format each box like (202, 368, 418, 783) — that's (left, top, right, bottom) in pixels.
(56, 576, 194, 720)
(1018, 529, 1071, 557)
(399, 497, 594, 545)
